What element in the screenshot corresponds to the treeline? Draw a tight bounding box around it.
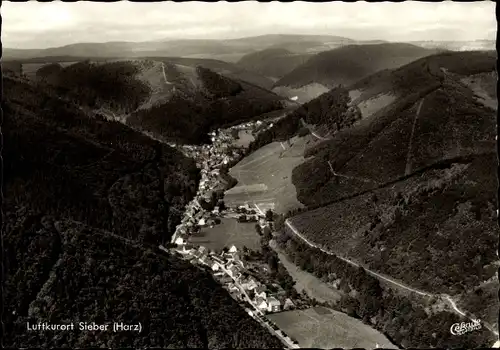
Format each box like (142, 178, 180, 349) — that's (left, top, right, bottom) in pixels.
(274, 231, 495, 348)
(258, 222, 297, 296)
(4, 219, 284, 348)
(3, 60, 23, 76)
(127, 93, 212, 144)
(243, 86, 356, 156)
(35, 60, 151, 114)
(197, 65, 243, 98)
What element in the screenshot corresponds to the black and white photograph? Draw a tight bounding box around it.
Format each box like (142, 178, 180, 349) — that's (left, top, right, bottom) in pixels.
(2, 1, 498, 348)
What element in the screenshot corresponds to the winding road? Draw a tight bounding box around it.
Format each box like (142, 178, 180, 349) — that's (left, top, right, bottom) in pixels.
(284, 219, 499, 337)
(285, 220, 430, 297)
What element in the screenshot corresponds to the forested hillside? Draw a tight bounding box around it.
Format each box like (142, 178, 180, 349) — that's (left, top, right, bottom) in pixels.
(292, 51, 496, 206)
(274, 231, 496, 349)
(243, 85, 359, 156)
(280, 50, 498, 333)
(31, 59, 286, 144)
(274, 43, 441, 90)
(237, 48, 313, 79)
(2, 74, 283, 348)
(34, 60, 152, 115)
(128, 63, 286, 144)
(234, 51, 498, 342)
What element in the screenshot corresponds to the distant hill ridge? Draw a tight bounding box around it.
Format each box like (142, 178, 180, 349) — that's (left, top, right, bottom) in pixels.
(275, 43, 445, 88)
(272, 43, 445, 102)
(2, 34, 355, 62)
(237, 48, 314, 79)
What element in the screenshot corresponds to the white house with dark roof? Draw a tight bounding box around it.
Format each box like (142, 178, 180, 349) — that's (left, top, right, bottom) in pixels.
(267, 297, 281, 313)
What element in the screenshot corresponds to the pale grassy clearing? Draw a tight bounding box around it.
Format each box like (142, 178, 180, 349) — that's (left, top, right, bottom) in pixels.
(272, 83, 330, 103)
(187, 218, 262, 252)
(267, 307, 397, 349)
(353, 91, 396, 120)
(270, 240, 343, 304)
(225, 183, 268, 195)
(233, 130, 255, 148)
(174, 64, 203, 88)
(225, 135, 315, 214)
(135, 61, 174, 110)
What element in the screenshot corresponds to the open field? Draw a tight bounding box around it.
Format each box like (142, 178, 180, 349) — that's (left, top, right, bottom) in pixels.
(267, 307, 397, 349)
(187, 218, 262, 252)
(270, 240, 342, 304)
(225, 134, 317, 214)
(233, 130, 255, 148)
(349, 90, 396, 120)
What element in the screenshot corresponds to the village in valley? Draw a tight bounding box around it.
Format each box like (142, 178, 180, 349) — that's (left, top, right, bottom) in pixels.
(160, 116, 310, 348)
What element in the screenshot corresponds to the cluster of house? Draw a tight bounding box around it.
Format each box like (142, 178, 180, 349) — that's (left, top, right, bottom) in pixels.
(170, 120, 279, 245)
(175, 242, 295, 314)
(170, 131, 239, 243)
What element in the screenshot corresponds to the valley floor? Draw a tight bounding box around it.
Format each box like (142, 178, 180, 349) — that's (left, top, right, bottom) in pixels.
(267, 307, 397, 349)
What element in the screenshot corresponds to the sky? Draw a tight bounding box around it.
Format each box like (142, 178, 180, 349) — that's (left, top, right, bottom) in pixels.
(2, 1, 496, 49)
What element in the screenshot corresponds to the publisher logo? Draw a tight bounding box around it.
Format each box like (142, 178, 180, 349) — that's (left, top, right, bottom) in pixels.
(450, 319, 482, 335)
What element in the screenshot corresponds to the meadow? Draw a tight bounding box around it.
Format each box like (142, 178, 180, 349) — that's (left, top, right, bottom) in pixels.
(267, 307, 397, 349)
(187, 218, 262, 252)
(225, 134, 317, 214)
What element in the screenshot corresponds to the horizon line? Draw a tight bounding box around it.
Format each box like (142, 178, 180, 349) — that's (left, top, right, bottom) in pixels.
(3, 34, 494, 51)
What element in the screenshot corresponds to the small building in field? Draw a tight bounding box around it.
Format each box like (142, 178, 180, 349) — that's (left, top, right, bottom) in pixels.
(267, 297, 281, 313)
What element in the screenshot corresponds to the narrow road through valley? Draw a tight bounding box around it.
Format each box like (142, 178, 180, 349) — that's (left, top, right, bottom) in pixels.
(284, 220, 430, 297)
